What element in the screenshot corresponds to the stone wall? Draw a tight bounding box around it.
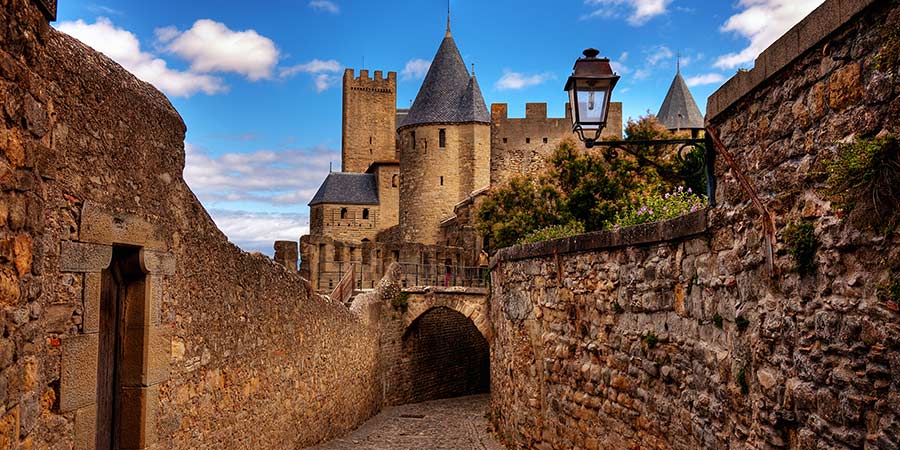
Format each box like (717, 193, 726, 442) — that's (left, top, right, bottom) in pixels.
(310, 204, 381, 242)
(376, 286, 491, 406)
(490, 102, 622, 186)
(489, 0, 900, 448)
(0, 2, 385, 448)
(342, 69, 397, 173)
(399, 123, 490, 245)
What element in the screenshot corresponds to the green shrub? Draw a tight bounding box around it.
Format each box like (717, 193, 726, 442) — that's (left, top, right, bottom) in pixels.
(784, 220, 817, 275)
(518, 222, 586, 245)
(878, 273, 900, 302)
(391, 292, 409, 312)
(823, 135, 900, 234)
(642, 331, 659, 349)
(737, 367, 749, 395)
(616, 186, 707, 227)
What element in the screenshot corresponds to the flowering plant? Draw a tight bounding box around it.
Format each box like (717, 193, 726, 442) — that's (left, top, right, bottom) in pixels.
(616, 186, 706, 227)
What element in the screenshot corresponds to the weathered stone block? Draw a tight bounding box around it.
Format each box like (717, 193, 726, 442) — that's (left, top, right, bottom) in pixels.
(74, 404, 96, 450)
(79, 202, 166, 250)
(828, 63, 862, 111)
(82, 272, 100, 333)
(60, 334, 98, 413)
(59, 241, 112, 273)
(119, 385, 158, 449)
(797, 0, 842, 53)
(139, 249, 175, 275)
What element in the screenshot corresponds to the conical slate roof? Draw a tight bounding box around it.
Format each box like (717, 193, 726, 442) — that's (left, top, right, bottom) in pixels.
(400, 32, 490, 129)
(657, 69, 704, 131)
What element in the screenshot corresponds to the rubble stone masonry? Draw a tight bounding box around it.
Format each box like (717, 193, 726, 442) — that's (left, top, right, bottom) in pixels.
(489, 0, 899, 448)
(0, 1, 385, 448)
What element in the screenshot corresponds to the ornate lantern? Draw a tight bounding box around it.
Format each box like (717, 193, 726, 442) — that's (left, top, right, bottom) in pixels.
(565, 48, 620, 148)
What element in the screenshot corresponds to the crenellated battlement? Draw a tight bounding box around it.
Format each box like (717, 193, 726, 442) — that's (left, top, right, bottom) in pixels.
(490, 103, 572, 120)
(344, 68, 397, 85)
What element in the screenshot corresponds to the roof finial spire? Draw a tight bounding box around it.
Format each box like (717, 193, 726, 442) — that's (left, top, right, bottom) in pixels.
(446, 0, 451, 37)
(676, 51, 681, 74)
(471, 63, 475, 76)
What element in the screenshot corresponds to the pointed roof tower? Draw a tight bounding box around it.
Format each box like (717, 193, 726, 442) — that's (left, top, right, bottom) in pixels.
(399, 17, 490, 129)
(656, 62, 705, 131)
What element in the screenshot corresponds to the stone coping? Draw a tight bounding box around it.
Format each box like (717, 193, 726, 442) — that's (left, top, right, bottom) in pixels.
(402, 287, 490, 295)
(706, 0, 875, 121)
(491, 210, 708, 266)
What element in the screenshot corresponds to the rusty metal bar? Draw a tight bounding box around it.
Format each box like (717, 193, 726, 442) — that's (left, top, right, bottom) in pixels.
(706, 126, 776, 277)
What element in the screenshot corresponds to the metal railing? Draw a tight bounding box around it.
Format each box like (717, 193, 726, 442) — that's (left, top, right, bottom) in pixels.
(329, 264, 355, 304)
(315, 262, 490, 292)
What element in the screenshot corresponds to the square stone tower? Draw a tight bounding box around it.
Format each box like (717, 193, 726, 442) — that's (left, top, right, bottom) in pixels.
(342, 69, 397, 173)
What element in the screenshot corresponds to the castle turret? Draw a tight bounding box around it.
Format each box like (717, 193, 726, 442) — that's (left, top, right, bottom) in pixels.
(657, 63, 704, 133)
(342, 69, 397, 173)
(397, 25, 491, 245)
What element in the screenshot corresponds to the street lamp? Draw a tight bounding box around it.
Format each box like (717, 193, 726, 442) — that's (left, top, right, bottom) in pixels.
(564, 48, 620, 148)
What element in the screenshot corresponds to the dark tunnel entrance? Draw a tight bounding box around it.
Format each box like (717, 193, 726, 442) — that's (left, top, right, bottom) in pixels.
(396, 306, 490, 404)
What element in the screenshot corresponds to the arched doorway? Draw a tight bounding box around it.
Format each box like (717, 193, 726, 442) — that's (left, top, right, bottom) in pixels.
(394, 307, 490, 404)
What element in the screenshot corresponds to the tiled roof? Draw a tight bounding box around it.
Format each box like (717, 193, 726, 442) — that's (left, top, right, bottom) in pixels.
(657, 70, 705, 131)
(308, 172, 379, 206)
(400, 33, 490, 129)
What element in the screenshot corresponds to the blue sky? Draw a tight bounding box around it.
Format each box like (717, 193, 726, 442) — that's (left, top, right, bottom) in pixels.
(55, 0, 825, 254)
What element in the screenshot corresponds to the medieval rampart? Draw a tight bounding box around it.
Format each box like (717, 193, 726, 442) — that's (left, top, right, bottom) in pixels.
(0, 2, 384, 448)
(488, 0, 899, 448)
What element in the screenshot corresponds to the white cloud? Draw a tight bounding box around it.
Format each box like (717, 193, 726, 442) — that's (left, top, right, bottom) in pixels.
(208, 209, 309, 255)
(309, 0, 340, 14)
(279, 59, 343, 92)
(647, 45, 673, 66)
(584, 0, 672, 25)
(685, 73, 726, 87)
(714, 0, 824, 69)
(401, 59, 431, 81)
(279, 59, 342, 78)
(56, 18, 225, 97)
(184, 143, 337, 207)
(313, 74, 340, 93)
(495, 70, 554, 91)
(610, 51, 630, 74)
(159, 19, 280, 80)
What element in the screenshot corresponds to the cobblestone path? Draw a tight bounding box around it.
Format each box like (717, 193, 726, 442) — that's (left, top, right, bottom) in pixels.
(305, 394, 505, 450)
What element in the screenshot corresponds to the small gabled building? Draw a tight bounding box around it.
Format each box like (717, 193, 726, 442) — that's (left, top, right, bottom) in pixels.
(657, 63, 705, 136)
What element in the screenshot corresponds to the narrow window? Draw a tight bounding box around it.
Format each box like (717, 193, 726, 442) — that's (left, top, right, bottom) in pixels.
(391, 174, 399, 187)
(363, 208, 370, 220)
(439, 129, 446, 148)
(412, 131, 417, 149)
(340, 208, 347, 220)
(543, 137, 548, 144)
(502, 138, 508, 143)
(440, 176, 444, 186)
(369, 136, 373, 145)
(526, 138, 531, 144)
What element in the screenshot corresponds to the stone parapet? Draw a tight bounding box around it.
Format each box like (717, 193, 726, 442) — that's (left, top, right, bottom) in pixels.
(706, 0, 877, 120)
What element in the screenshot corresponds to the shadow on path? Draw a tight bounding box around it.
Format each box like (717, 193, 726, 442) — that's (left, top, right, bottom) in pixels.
(304, 395, 504, 450)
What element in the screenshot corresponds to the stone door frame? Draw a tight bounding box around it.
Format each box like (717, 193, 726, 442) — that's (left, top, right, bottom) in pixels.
(57, 202, 174, 450)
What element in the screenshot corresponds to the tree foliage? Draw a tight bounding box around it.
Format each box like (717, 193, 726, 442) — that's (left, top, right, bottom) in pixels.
(477, 115, 709, 250)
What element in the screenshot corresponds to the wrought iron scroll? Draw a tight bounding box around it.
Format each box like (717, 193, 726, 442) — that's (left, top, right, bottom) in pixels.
(589, 137, 713, 202)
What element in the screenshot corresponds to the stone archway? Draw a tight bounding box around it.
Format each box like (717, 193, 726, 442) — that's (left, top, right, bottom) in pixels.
(402, 289, 490, 340)
(393, 306, 490, 405)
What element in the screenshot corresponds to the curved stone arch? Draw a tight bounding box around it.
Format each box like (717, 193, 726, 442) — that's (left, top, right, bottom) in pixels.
(402, 291, 491, 341)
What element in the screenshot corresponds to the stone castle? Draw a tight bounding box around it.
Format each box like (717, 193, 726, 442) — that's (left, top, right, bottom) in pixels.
(300, 20, 625, 292)
(4, 0, 897, 448)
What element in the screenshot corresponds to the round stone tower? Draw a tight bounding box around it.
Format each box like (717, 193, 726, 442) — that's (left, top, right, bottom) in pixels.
(398, 26, 491, 245)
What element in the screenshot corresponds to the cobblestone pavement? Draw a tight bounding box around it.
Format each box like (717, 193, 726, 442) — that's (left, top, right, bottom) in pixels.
(305, 394, 505, 450)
